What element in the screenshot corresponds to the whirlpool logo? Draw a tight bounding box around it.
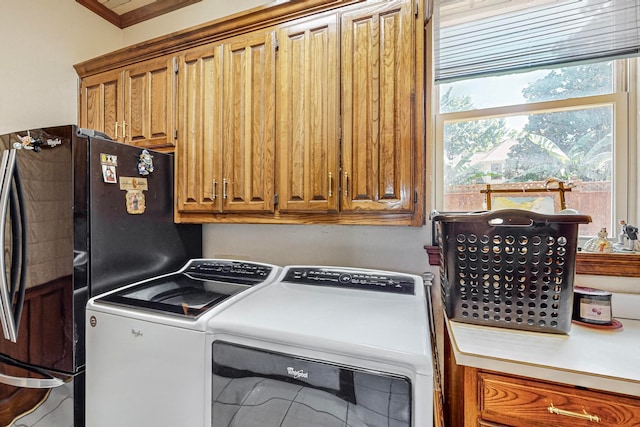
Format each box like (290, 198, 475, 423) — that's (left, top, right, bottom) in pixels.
(286, 367, 309, 379)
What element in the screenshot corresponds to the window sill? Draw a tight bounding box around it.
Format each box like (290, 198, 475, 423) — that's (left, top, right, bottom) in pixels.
(424, 246, 640, 278)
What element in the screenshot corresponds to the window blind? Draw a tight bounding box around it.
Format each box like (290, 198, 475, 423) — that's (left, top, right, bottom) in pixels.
(434, 0, 640, 82)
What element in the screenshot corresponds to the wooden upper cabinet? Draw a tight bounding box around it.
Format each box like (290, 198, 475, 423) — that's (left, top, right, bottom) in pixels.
(221, 30, 277, 213)
(176, 44, 223, 214)
(122, 56, 177, 151)
(340, 0, 415, 213)
(77, 0, 426, 225)
(79, 56, 177, 152)
(276, 14, 340, 213)
(79, 69, 123, 141)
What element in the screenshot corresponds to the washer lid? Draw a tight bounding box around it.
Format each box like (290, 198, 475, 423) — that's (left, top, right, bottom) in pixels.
(95, 259, 277, 318)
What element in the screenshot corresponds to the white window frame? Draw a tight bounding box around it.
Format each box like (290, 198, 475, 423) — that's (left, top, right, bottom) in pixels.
(432, 59, 638, 239)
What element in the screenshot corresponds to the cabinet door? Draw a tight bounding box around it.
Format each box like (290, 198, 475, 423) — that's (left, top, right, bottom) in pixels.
(123, 56, 177, 151)
(277, 14, 340, 213)
(221, 30, 276, 213)
(79, 69, 123, 141)
(341, 0, 415, 212)
(176, 44, 223, 213)
(471, 369, 640, 427)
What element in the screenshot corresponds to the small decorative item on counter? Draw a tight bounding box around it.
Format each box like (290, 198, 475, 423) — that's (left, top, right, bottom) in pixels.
(583, 228, 613, 253)
(572, 286, 622, 330)
(614, 220, 638, 252)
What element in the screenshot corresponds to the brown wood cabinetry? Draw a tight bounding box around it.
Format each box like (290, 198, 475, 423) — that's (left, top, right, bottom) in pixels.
(175, 30, 276, 214)
(77, 0, 425, 225)
(340, 0, 415, 213)
(175, 44, 221, 213)
(79, 56, 177, 152)
(221, 30, 277, 213)
(277, 14, 340, 213)
(464, 368, 640, 427)
(442, 326, 640, 427)
(79, 68, 123, 142)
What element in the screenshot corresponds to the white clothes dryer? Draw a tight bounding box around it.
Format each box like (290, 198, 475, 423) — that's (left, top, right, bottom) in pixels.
(206, 265, 434, 427)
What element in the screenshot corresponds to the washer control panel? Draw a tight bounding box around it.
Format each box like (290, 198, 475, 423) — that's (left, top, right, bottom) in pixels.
(184, 260, 273, 284)
(282, 267, 415, 295)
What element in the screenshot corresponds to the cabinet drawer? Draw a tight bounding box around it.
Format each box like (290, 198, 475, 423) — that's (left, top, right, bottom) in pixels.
(478, 372, 640, 427)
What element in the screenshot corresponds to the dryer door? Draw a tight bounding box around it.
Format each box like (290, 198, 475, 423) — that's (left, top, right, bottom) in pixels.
(211, 341, 411, 427)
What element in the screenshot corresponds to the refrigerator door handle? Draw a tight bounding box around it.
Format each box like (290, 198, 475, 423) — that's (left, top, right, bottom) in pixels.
(0, 352, 65, 388)
(0, 149, 19, 342)
(0, 369, 65, 389)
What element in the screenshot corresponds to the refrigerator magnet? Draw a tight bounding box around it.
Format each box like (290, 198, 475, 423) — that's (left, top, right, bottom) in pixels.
(100, 153, 118, 184)
(125, 190, 145, 214)
(138, 149, 154, 176)
(102, 165, 117, 183)
(119, 177, 148, 214)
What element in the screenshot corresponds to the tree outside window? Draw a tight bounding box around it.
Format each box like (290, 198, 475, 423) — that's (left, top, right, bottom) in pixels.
(439, 61, 619, 237)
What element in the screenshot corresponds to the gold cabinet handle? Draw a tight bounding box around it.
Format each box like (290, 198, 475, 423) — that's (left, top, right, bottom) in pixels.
(114, 122, 119, 139)
(212, 179, 217, 200)
(223, 178, 228, 199)
(122, 120, 127, 138)
(548, 403, 600, 422)
(328, 172, 333, 197)
(343, 172, 349, 197)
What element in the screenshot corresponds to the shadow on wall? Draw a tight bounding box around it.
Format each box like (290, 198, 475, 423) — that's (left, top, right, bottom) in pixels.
(203, 223, 430, 274)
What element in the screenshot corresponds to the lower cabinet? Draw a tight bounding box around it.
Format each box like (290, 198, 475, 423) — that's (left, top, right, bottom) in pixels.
(464, 368, 640, 427)
(441, 325, 640, 427)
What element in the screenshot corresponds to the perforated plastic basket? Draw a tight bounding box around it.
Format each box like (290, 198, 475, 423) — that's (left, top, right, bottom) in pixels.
(431, 209, 591, 334)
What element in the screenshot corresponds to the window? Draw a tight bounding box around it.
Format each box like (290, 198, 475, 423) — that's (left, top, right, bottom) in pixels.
(434, 60, 634, 238)
(432, 0, 640, 240)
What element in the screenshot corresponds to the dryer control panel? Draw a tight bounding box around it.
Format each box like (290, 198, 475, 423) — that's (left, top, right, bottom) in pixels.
(282, 267, 415, 295)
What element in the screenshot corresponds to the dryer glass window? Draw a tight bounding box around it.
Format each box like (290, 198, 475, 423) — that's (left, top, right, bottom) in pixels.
(211, 341, 411, 427)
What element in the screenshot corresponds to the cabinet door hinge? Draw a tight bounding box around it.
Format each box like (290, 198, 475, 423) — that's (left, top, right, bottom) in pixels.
(273, 33, 279, 52)
(415, 0, 419, 17)
(274, 193, 279, 205)
(174, 129, 178, 140)
(174, 60, 179, 74)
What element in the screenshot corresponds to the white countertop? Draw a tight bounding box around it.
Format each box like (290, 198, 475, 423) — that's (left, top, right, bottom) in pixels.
(447, 317, 640, 397)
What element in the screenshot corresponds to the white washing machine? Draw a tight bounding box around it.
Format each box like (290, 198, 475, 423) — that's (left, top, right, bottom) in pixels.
(85, 259, 281, 427)
(206, 265, 434, 427)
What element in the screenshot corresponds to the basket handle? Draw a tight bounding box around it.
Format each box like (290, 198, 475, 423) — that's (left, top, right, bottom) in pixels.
(431, 209, 591, 225)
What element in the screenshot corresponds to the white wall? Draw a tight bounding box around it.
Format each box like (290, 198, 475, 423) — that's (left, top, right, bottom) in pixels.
(121, 0, 268, 46)
(5, 1, 636, 283)
(203, 224, 432, 275)
(0, 0, 122, 134)
(0, 0, 434, 276)
(122, 1, 435, 275)
(0, 0, 270, 134)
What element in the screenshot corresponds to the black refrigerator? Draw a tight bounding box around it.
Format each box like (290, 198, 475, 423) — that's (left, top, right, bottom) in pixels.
(0, 125, 201, 426)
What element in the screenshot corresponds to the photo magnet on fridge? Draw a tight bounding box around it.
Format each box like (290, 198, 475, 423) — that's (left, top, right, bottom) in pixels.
(100, 153, 118, 183)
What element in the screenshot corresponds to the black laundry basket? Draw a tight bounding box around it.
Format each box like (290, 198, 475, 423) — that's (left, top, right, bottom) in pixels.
(431, 209, 591, 334)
